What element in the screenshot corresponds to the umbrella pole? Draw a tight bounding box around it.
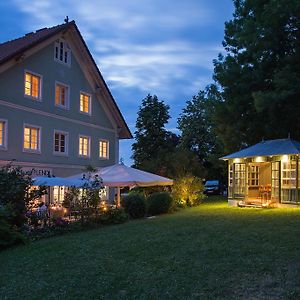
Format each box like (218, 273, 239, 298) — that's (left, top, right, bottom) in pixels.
(117, 187, 121, 208)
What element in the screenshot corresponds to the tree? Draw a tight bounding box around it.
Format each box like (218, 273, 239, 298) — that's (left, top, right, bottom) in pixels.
(212, 0, 300, 153)
(177, 86, 225, 180)
(132, 94, 178, 175)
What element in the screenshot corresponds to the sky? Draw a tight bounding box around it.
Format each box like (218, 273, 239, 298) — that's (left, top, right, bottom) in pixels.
(0, 0, 234, 165)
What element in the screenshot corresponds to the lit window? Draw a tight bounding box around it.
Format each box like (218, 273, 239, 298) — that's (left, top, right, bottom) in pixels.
(99, 140, 109, 159)
(54, 39, 71, 65)
(79, 136, 90, 157)
(53, 186, 65, 204)
(24, 72, 41, 99)
(24, 125, 40, 152)
(0, 120, 7, 149)
(99, 187, 108, 200)
(54, 131, 68, 155)
(55, 83, 69, 108)
(80, 92, 91, 114)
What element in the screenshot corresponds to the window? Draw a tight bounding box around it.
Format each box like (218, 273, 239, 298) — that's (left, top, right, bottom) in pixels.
(0, 120, 7, 149)
(23, 125, 41, 152)
(99, 187, 108, 200)
(55, 83, 69, 108)
(248, 165, 259, 187)
(99, 140, 109, 159)
(24, 72, 41, 99)
(80, 92, 91, 114)
(281, 161, 296, 188)
(54, 131, 68, 155)
(53, 186, 66, 204)
(79, 135, 90, 157)
(54, 39, 71, 65)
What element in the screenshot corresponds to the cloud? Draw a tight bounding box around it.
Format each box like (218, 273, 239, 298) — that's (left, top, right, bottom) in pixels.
(93, 39, 221, 97)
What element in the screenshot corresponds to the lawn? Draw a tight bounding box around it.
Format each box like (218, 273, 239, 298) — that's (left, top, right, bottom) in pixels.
(1, 197, 300, 299)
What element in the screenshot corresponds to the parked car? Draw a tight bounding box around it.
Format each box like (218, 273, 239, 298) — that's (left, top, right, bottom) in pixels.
(204, 180, 221, 195)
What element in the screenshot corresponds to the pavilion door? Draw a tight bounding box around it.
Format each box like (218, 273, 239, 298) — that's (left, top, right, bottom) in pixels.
(271, 161, 280, 202)
(233, 163, 246, 198)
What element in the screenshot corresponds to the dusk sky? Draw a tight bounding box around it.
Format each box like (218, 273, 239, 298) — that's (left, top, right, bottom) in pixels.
(0, 0, 234, 165)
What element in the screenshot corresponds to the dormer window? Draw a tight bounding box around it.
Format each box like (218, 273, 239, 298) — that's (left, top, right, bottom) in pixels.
(54, 39, 71, 66)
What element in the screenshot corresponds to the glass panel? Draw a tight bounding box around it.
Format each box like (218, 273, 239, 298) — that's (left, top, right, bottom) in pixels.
(23, 127, 31, 149)
(31, 76, 39, 98)
(25, 73, 31, 95)
(55, 85, 61, 105)
(31, 128, 38, 150)
(55, 45, 58, 59)
(54, 133, 59, 152)
(0, 121, 4, 146)
(80, 93, 90, 113)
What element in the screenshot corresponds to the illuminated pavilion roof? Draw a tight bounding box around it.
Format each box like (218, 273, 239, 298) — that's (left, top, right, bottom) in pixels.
(221, 138, 300, 160)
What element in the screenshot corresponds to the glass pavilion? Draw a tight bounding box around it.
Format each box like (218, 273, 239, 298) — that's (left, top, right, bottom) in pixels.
(222, 139, 300, 207)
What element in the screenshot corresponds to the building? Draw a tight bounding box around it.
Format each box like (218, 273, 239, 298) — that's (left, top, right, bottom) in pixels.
(0, 20, 132, 202)
(221, 138, 300, 208)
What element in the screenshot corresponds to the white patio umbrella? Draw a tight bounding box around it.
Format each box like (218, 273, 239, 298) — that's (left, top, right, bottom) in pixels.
(68, 164, 173, 206)
(32, 176, 76, 187)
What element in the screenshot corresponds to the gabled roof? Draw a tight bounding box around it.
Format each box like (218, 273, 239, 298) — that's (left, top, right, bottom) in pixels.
(0, 21, 132, 139)
(221, 139, 300, 160)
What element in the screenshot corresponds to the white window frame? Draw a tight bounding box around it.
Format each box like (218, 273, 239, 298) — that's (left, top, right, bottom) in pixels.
(52, 186, 66, 204)
(53, 130, 69, 156)
(79, 91, 92, 115)
(54, 39, 71, 67)
(78, 135, 91, 158)
(99, 139, 109, 160)
(0, 119, 8, 151)
(24, 70, 43, 101)
(23, 123, 41, 154)
(55, 81, 70, 109)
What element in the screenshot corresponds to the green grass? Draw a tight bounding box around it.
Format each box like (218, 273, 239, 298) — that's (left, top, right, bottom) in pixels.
(1, 196, 300, 299)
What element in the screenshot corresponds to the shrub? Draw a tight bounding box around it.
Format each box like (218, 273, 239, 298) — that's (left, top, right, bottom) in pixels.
(0, 164, 46, 228)
(0, 218, 27, 250)
(0, 204, 27, 249)
(96, 208, 128, 225)
(172, 175, 205, 207)
(122, 193, 146, 219)
(147, 192, 174, 215)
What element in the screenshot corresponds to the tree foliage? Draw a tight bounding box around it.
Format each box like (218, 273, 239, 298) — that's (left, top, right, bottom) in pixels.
(0, 164, 46, 228)
(213, 0, 300, 153)
(132, 94, 179, 175)
(177, 86, 225, 180)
